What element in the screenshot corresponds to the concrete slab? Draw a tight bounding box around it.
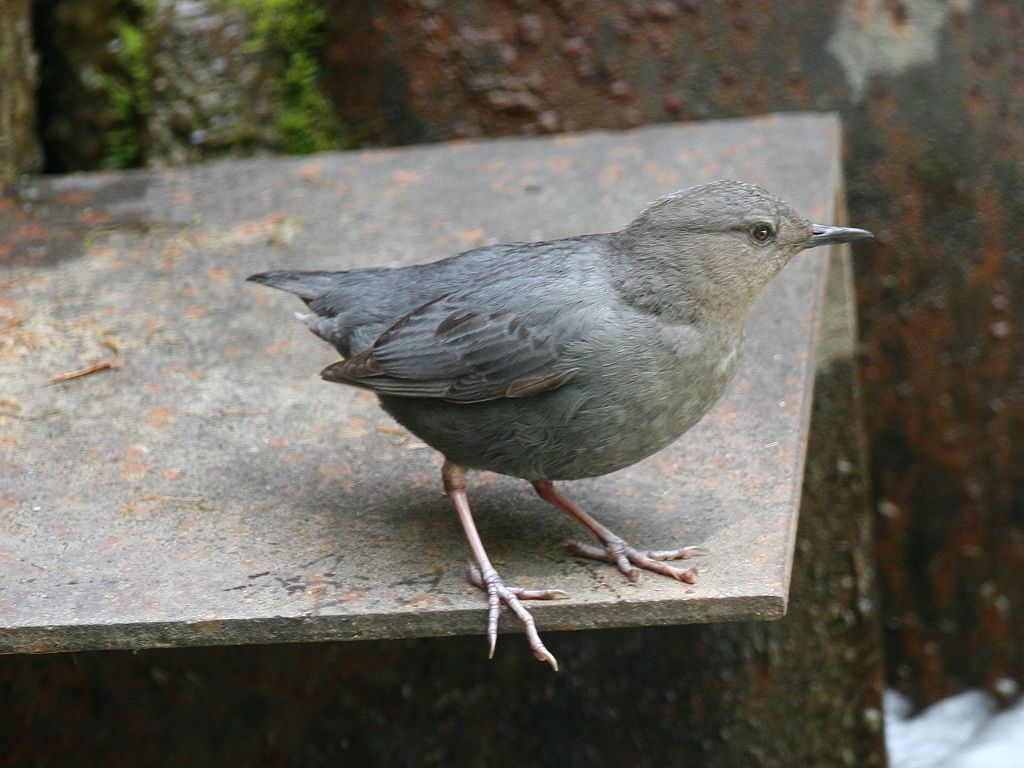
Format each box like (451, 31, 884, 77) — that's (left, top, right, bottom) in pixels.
(0, 114, 842, 654)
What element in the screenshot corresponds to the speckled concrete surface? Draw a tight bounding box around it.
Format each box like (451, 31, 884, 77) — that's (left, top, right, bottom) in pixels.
(0, 114, 840, 653)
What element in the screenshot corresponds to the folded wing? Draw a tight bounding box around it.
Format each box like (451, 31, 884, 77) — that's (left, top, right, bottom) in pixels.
(320, 294, 578, 403)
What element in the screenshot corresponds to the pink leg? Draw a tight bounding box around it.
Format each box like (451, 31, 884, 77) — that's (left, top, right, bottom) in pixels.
(443, 461, 563, 670)
(533, 480, 703, 584)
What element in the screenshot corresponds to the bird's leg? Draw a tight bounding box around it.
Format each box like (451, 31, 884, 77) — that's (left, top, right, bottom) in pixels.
(442, 461, 563, 670)
(532, 480, 703, 584)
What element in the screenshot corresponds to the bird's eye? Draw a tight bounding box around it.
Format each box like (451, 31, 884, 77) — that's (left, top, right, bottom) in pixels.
(750, 223, 774, 243)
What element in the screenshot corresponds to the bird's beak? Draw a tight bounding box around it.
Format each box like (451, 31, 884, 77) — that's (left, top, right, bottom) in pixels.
(804, 224, 873, 249)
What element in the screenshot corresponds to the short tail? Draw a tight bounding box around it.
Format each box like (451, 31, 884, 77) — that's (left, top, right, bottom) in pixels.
(246, 270, 340, 301)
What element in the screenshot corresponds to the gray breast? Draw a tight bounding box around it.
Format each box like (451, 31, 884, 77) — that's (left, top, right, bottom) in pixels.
(379, 328, 744, 482)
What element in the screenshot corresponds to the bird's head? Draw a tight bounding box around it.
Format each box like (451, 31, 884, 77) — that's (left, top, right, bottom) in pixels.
(612, 180, 872, 323)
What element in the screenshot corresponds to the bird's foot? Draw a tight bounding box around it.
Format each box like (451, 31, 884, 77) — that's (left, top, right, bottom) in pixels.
(566, 539, 704, 583)
(467, 563, 566, 670)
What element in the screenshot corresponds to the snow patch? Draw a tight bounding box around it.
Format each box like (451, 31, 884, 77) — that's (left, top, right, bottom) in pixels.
(886, 688, 1024, 768)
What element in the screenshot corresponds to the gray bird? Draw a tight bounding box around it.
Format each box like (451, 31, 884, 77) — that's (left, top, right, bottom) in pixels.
(248, 180, 871, 670)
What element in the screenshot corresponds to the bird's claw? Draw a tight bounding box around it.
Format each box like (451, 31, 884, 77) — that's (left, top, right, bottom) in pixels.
(566, 539, 702, 583)
(466, 563, 564, 670)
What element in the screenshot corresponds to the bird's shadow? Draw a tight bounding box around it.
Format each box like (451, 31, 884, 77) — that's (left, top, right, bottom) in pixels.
(240, 451, 726, 582)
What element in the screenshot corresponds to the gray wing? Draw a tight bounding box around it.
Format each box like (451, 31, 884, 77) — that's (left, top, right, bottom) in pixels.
(320, 293, 579, 403)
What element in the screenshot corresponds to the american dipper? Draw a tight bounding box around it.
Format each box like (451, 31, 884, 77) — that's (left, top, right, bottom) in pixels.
(248, 180, 871, 669)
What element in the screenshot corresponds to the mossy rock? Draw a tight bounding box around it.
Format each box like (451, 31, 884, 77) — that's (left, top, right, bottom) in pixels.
(34, 0, 350, 171)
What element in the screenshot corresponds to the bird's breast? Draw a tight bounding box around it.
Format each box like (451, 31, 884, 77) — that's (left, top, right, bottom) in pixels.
(378, 328, 745, 482)
(648, 331, 742, 434)
(536, 327, 743, 478)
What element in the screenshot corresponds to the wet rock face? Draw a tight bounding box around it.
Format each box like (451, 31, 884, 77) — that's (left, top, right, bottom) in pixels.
(324, 0, 840, 143)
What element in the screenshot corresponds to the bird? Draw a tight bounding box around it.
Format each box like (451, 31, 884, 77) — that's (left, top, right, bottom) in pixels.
(247, 179, 872, 670)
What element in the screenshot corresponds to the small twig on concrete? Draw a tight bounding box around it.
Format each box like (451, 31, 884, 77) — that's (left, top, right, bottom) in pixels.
(47, 339, 124, 385)
(47, 360, 114, 383)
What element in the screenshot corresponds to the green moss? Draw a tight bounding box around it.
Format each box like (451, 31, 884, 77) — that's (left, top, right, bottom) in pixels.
(99, 8, 155, 169)
(96, 0, 346, 167)
(236, 0, 347, 154)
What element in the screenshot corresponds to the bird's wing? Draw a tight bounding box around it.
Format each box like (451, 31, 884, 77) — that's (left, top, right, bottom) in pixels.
(320, 293, 578, 403)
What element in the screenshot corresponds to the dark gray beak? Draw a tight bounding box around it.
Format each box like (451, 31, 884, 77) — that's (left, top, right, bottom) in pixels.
(804, 224, 873, 249)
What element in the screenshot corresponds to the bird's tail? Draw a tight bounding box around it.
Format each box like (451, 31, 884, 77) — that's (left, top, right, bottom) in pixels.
(246, 270, 340, 301)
